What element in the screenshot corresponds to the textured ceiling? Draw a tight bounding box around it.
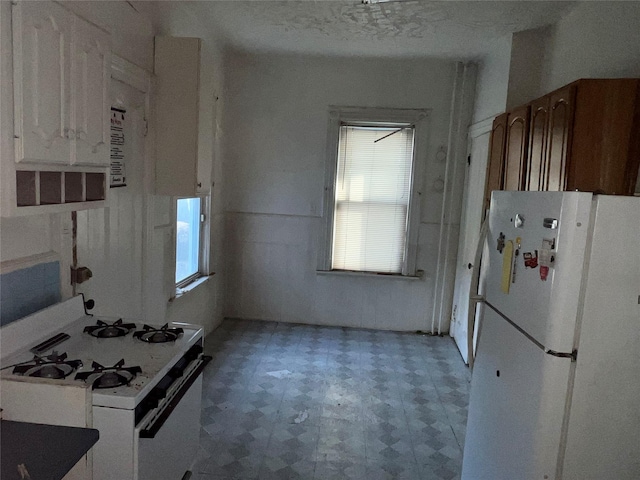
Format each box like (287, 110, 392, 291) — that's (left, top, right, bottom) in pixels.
(179, 1, 576, 59)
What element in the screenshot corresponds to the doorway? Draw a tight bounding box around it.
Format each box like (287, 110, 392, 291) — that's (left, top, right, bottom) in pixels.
(450, 120, 491, 363)
(75, 60, 149, 318)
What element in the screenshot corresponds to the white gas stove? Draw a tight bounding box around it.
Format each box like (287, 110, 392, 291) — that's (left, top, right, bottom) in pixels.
(0, 295, 210, 480)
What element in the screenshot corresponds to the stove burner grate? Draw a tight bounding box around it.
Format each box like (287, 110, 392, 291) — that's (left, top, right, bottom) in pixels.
(75, 359, 142, 389)
(134, 324, 184, 343)
(84, 319, 136, 338)
(12, 352, 82, 379)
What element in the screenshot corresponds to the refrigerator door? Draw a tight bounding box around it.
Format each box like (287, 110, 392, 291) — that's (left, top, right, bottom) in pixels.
(483, 191, 593, 353)
(461, 306, 573, 480)
(561, 196, 640, 479)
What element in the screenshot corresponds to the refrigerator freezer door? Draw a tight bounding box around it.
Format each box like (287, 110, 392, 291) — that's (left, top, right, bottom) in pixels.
(561, 196, 640, 479)
(461, 306, 572, 480)
(483, 191, 593, 353)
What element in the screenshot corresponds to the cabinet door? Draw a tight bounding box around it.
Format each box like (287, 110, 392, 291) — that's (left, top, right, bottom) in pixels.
(545, 85, 575, 191)
(567, 79, 639, 195)
(155, 37, 201, 196)
(526, 97, 549, 191)
(503, 106, 530, 191)
(72, 17, 111, 166)
(483, 113, 508, 212)
(13, 2, 72, 165)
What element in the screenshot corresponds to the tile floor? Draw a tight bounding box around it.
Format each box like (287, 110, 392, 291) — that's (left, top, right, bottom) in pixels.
(192, 319, 471, 480)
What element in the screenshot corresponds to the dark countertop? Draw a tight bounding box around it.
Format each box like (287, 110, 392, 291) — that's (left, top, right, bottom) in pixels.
(1, 420, 99, 480)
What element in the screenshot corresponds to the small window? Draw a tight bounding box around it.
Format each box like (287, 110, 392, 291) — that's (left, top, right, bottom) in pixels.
(320, 107, 429, 276)
(176, 197, 203, 286)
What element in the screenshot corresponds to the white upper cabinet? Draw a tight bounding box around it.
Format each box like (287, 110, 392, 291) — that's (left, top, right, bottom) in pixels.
(73, 16, 110, 166)
(155, 36, 211, 197)
(13, 1, 73, 165)
(3, 1, 111, 217)
(12, 1, 111, 167)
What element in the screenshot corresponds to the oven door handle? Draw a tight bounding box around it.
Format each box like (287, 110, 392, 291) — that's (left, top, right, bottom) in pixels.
(139, 355, 211, 439)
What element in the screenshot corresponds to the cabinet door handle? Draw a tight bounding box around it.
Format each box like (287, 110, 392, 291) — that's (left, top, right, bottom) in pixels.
(197, 182, 202, 188)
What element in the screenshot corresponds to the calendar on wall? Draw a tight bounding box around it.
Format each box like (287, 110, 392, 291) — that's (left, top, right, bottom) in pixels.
(110, 107, 126, 187)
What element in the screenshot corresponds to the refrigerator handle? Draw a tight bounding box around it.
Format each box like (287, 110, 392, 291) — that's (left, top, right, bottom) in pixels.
(467, 217, 488, 370)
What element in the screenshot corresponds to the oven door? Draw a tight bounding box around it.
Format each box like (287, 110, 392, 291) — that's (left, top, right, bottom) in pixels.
(135, 355, 210, 480)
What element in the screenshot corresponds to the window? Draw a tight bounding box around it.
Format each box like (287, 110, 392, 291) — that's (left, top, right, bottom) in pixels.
(333, 125, 414, 273)
(175, 197, 206, 287)
(320, 107, 429, 276)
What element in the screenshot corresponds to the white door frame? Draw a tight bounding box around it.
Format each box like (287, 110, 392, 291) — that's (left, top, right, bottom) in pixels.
(450, 116, 493, 363)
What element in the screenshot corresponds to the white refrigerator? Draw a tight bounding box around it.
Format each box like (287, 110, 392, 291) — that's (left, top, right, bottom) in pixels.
(461, 191, 640, 480)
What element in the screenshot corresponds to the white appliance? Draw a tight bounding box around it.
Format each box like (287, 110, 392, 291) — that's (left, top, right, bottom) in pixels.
(0, 295, 210, 480)
(462, 191, 640, 480)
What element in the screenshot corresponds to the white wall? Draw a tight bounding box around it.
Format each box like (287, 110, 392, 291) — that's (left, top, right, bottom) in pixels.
(475, 2, 640, 120)
(506, 27, 549, 109)
(60, 1, 154, 72)
(541, 2, 640, 93)
(472, 36, 512, 123)
(222, 51, 457, 331)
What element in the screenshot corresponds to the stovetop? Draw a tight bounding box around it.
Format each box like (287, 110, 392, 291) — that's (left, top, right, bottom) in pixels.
(0, 297, 203, 410)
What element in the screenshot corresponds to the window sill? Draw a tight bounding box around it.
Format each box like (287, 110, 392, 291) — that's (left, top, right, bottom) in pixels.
(170, 274, 213, 303)
(316, 270, 424, 280)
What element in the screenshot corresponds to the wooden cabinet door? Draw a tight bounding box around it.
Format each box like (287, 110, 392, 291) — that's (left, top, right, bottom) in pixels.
(483, 113, 508, 212)
(503, 106, 530, 191)
(545, 85, 575, 191)
(72, 16, 111, 166)
(567, 79, 639, 195)
(526, 97, 549, 191)
(13, 2, 72, 165)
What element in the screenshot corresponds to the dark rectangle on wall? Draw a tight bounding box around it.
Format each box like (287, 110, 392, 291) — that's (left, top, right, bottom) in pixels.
(0, 261, 61, 327)
(40, 171, 62, 205)
(16, 171, 37, 206)
(65, 172, 84, 203)
(86, 173, 106, 201)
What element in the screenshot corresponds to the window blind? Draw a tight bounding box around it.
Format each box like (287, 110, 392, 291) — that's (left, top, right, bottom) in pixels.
(332, 125, 415, 274)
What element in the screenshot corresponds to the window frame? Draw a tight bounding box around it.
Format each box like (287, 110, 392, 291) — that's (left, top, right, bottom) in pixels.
(319, 106, 430, 277)
(175, 195, 210, 290)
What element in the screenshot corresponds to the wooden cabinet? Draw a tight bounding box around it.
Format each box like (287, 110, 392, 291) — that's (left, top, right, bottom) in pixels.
(13, 1, 111, 167)
(154, 36, 211, 197)
(3, 2, 111, 217)
(503, 106, 530, 191)
(483, 113, 507, 212)
(485, 79, 640, 198)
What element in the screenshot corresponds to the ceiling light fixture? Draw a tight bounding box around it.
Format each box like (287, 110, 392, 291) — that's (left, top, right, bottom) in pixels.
(362, 0, 397, 4)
